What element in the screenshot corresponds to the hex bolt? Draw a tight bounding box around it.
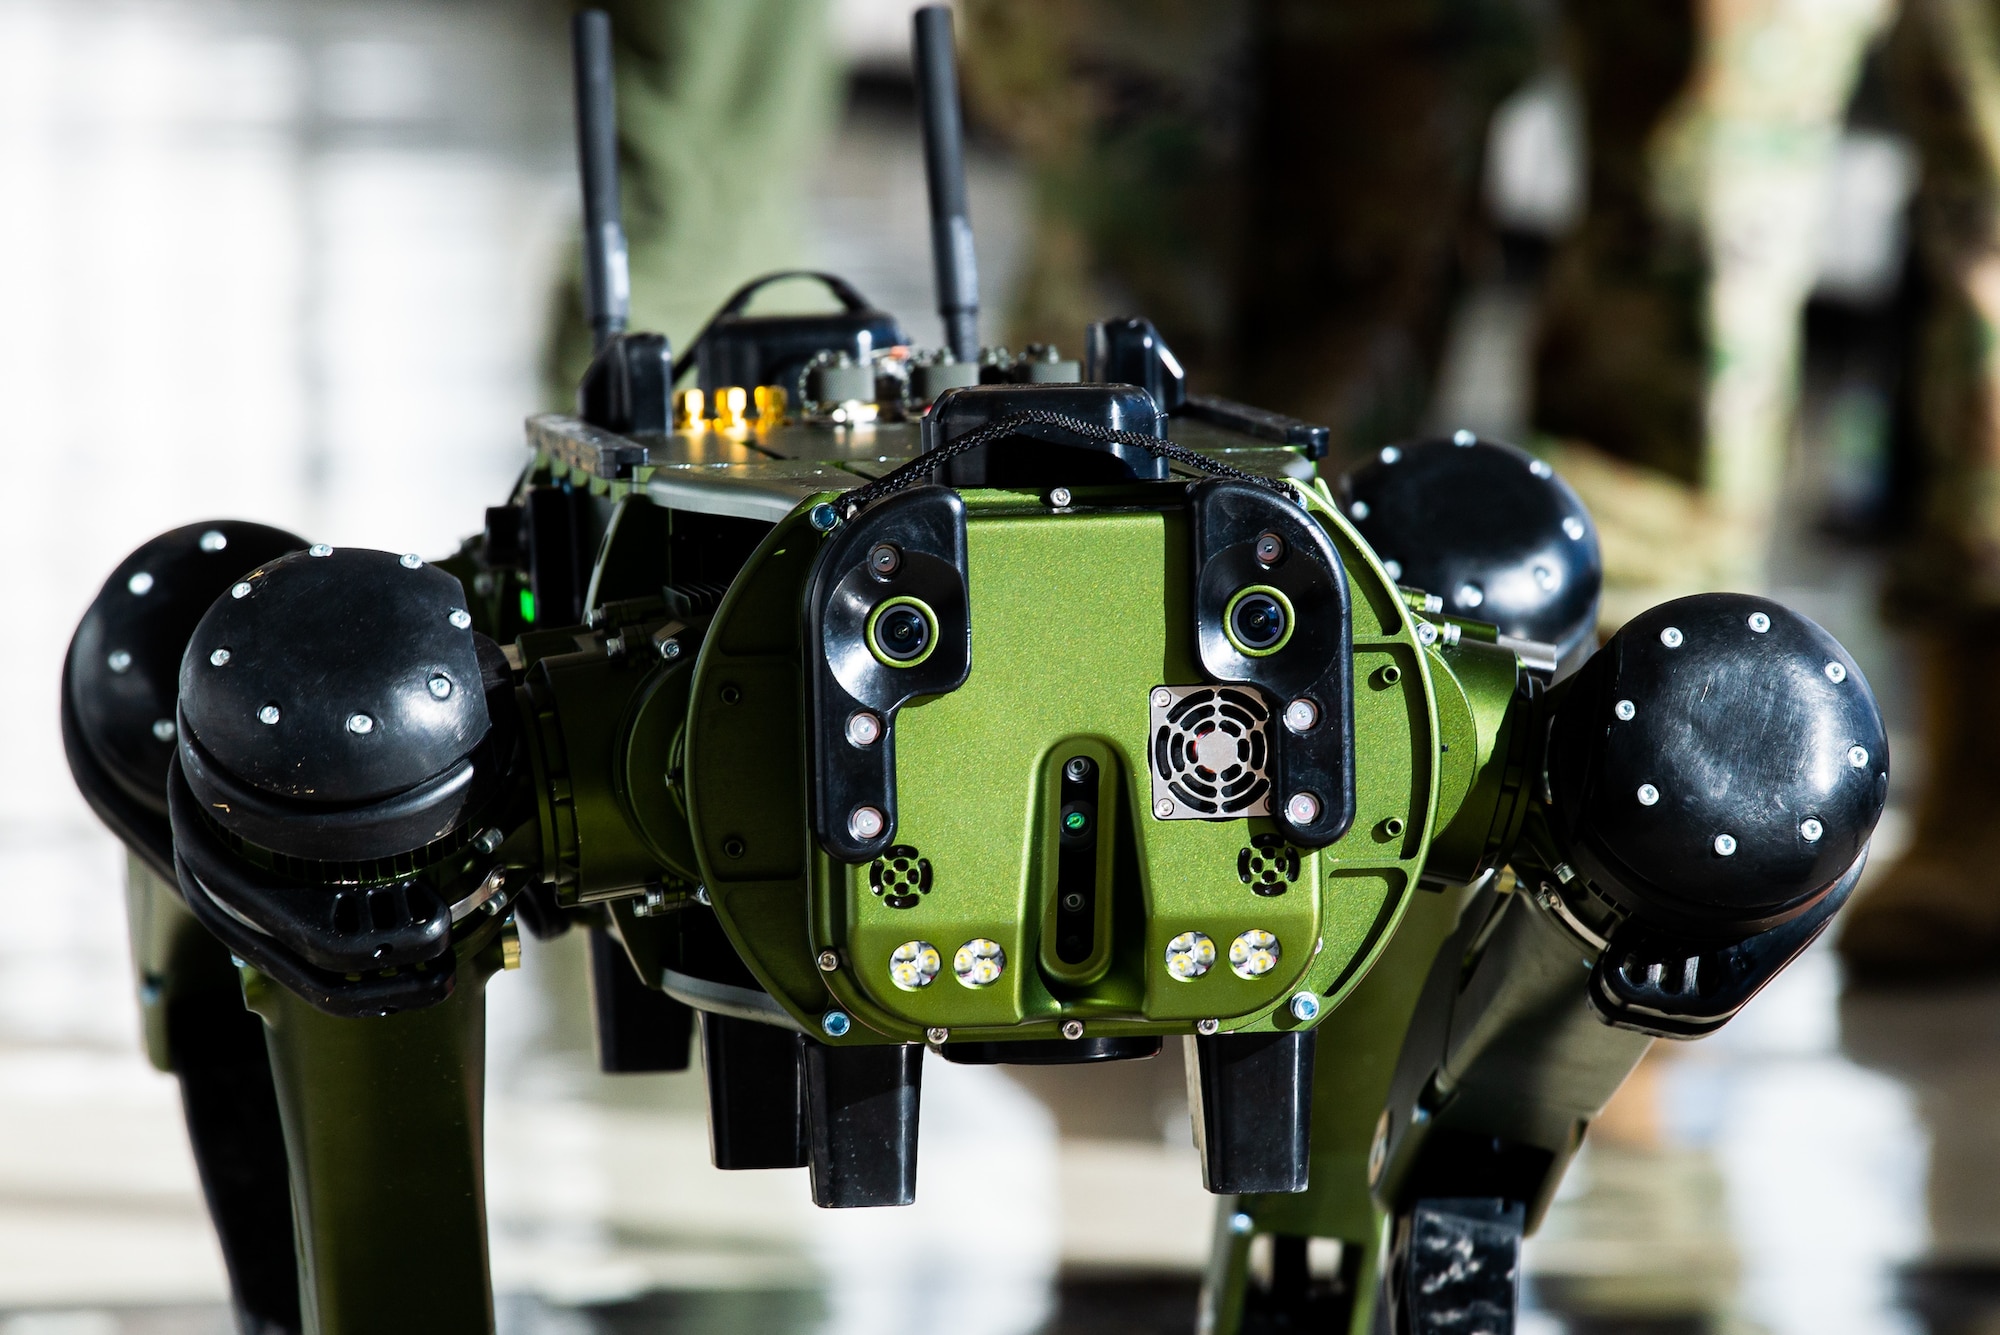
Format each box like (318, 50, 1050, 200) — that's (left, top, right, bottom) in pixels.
(817, 949, 840, 972)
(1289, 992, 1321, 1023)
(1060, 1019, 1085, 1040)
(820, 1011, 852, 1038)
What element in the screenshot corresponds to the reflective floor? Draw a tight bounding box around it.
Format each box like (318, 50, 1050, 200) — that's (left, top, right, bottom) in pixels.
(0, 2, 1969, 1333)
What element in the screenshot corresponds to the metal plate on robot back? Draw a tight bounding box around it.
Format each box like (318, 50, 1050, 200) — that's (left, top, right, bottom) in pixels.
(1148, 683, 1274, 820)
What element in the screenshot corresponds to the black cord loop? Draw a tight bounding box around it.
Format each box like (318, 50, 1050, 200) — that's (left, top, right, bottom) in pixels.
(835, 409, 1299, 519)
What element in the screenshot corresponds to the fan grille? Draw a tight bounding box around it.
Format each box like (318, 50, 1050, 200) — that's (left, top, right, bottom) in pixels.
(1149, 685, 1273, 819)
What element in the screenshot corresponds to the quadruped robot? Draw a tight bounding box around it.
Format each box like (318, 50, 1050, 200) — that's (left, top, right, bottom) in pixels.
(61, 10, 1889, 1334)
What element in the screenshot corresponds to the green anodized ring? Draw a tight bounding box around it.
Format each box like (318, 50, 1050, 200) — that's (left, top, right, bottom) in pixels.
(865, 594, 940, 668)
(1222, 585, 1296, 657)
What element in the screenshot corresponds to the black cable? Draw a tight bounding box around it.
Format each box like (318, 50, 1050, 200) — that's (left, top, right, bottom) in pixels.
(835, 410, 1298, 519)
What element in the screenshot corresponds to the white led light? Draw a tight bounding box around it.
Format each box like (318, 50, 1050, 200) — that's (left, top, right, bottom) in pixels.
(1457, 582, 1484, 608)
(127, 572, 154, 595)
(1350, 500, 1370, 520)
(954, 938, 1006, 988)
(1383, 559, 1402, 580)
(1529, 459, 1553, 478)
(106, 650, 132, 673)
(199, 530, 227, 552)
(1453, 429, 1475, 446)
(1229, 929, 1281, 979)
(151, 719, 175, 742)
(1379, 446, 1401, 464)
(1165, 931, 1217, 981)
(889, 941, 941, 991)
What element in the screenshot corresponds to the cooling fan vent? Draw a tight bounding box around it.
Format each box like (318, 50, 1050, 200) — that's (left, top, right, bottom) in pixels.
(1149, 685, 1273, 820)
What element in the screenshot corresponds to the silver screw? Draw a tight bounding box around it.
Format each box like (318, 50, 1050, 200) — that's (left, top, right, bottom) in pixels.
(1286, 792, 1321, 824)
(1415, 622, 1439, 646)
(1151, 687, 1173, 709)
(1825, 661, 1848, 684)
(1254, 532, 1285, 564)
(1064, 756, 1091, 782)
(209, 648, 231, 667)
(1660, 626, 1683, 648)
(1847, 745, 1870, 769)
(817, 949, 840, 972)
(1748, 612, 1771, 633)
(1154, 797, 1176, 818)
(199, 530, 227, 552)
(473, 828, 503, 854)
(846, 712, 883, 747)
(107, 650, 132, 673)
(428, 675, 452, 700)
(1380, 445, 1402, 464)
(1283, 698, 1319, 733)
(1563, 516, 1586, 540)
(660, 638, 682, 661)
(1289, 992, 1321, 1022)
(1453, 428, 1475, 446)
(868, 544, 900, 577)
(400, 553, 423, 569)
(694, 884, 711, 905)
(1615, 699, 1636, 721)
(309, 543, 332, 557)
(926, 1027, 950, 1045)
(448, 608, 472, 630)
(258, 705, 281, 726)
(1714, 833, 1737, 856)
(1456, 583, 1484, 608)
(820, 1011, 851, 1038)
(1196, 1018, 1220, 1036)
(1800, 818, 1824, 842)
(1637, 784, 1659, 806)
(1350, 500, 1370, 520)
(127, 572, 154, 596)
(230, 581, 252, 600)
(848, 805, 885, 840)
(1230, 1212, 1254, 1235)
(1048, 487, 1073, 508)
(1383, 559, 1402, 580)
(1061, 1019, 1085, 1040)
(151, 719, 175, 742)
(347, 714, 374, 735)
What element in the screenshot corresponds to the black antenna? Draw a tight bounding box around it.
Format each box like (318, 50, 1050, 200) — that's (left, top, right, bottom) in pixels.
(572, 10, 629, 353)
(913, 5, 979, 362)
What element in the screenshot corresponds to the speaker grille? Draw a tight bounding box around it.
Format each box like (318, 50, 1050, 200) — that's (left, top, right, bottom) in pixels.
(1148, 685, 1272, 820)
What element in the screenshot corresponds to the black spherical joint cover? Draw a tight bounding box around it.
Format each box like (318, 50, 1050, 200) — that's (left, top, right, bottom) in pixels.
(181, 547, 489, 808)
(1546, 593, 1888, 940)
(64, 522, 308, 865)
(1340, 434, 1601, 669)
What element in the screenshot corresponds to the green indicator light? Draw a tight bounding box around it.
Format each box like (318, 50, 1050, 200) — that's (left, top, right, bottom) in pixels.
(519, 589, 536, 623)
(1065, 811, 1087, 832)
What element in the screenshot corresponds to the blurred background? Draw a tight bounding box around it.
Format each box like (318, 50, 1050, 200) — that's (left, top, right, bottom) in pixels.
(4, 0, 1996, 1331)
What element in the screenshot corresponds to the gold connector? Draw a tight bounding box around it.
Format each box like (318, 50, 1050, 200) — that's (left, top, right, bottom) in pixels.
(753, 384, 789, 425)
(673, 387, 706, 431)
(713, 385, 749, 430)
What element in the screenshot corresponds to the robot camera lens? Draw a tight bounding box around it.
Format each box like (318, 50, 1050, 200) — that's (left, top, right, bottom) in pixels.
(1230, 592, 1288, 652)
(869, 601, 933, 664)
